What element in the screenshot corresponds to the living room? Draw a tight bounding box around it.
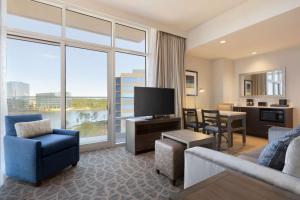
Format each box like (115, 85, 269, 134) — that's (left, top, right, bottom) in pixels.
(1, 0, 300, 199)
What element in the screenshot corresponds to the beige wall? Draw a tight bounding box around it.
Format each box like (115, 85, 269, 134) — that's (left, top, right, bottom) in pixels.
(211, 58, 235, 107)
(234, 46, 300, 126)
(185, 56, 213, 109)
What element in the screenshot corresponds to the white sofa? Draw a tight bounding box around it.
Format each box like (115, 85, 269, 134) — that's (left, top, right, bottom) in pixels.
(184, 127, 300, 195)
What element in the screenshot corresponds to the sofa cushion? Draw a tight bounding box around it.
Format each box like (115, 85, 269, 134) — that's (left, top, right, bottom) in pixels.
(15, 119, 52, 138)
(258, 125, 300, 170)
(283, 136, 300, 178)
(32, 134, 77, 156)
(257, 137, 290, 170)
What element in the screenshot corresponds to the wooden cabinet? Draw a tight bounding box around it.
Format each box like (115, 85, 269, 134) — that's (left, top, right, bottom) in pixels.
(126, 117, 181, 154)
(233, 106, 293, 138)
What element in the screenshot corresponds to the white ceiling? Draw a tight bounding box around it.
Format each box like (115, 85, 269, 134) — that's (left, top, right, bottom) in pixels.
(93, 0, 246, 32)
(187, 7, 300, 60)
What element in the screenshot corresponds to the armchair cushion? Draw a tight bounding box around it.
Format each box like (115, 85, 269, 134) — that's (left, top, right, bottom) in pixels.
(15, 119, 52, 138)
(5, 114, 43, 136)
(32, 134, 77, 157)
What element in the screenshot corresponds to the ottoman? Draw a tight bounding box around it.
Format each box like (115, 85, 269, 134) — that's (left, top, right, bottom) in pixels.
(155, 138, 185, 185)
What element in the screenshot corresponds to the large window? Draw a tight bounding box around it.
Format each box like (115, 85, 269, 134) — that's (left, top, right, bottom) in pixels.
(114, 52, 146, 143)
(6, 0, 148, 145)
(7, 0, 62, 36)
(6, 38, 61, 128)
(66, 47, 108, 142)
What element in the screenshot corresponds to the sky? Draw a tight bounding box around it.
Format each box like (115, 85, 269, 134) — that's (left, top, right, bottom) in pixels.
(6, 15, 146, 97)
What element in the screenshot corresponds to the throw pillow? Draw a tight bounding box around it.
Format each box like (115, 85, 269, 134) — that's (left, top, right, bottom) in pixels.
(257, 125, 300, 170)
(257, 137, 290, 170)
(283, 136, 300, 178)
(15, 119, 52, 138)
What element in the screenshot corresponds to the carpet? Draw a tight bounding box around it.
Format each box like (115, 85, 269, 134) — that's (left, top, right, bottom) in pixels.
(0, 147, 181, 200)
(0, 134, 267, 200)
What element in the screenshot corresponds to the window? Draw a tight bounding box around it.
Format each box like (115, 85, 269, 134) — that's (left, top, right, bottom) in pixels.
(7, 0, 62, 36)
(66, 10, 112, 46)
(66, 46, 108, 142)
(114, 52, 146, 143)
(266, 70, 283, 96)
(6, 1, 148, 146)
(115, 24, 146, 52)
(6, 38, 61, 128)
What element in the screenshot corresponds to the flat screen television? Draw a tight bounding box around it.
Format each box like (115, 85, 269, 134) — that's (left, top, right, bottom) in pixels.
(134, 87, 175, 118)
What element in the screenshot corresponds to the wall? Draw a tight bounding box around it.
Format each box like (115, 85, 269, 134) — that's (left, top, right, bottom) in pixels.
(234, 46, 300, 126)
(185, 55, 213, 109)
(211, 58, 235, 107)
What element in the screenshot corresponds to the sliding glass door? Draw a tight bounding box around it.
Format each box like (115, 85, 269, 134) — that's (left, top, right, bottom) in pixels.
(6, 38, 61, 128)
(66, 46, 109, 143)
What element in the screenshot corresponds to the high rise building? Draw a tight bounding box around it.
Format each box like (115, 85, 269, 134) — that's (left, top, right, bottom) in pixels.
(7, 81, 30, 112)
(115, 69, 145, 136)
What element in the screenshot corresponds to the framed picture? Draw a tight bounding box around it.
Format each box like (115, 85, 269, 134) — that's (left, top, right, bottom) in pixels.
(244, 80, 253, 96)
(185, 70, 198, 96)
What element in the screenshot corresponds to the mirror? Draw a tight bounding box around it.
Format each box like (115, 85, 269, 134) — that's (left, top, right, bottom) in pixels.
(240, 69, 285, 97)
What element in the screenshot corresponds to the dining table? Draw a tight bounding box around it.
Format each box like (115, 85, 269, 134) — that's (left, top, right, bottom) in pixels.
(197, 109, 247, 147)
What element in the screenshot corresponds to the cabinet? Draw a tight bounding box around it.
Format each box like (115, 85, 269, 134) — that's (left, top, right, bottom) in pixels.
(233, 107, 293, 138)
(126, 117, 181, 154)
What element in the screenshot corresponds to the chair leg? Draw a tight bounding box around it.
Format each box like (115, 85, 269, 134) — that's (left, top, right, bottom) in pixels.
(171, 179, 176, 186)
(35, 181, 42, 187)
(217, 133, 222, 151)
(156, 169, 160, 174)
(72, 162, 78, 167)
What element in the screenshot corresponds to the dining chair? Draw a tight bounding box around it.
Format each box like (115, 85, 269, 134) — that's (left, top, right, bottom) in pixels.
(182, 108, 206, 132)
(217, 103, 234, 111)
(201, 109, 229, 151)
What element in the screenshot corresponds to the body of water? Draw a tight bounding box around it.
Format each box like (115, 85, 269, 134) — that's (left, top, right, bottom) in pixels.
(41, 110, 108, 129)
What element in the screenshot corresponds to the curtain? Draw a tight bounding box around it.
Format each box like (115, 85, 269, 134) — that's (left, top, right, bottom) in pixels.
(146, 28, 157, 87)
(0, 0, 7, 187)
(156, 31, 186, 117)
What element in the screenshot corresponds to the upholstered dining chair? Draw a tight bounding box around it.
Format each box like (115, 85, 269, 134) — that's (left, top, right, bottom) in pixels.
(217, 103, 234, 111)
(201, 110, 228, 151)
(182, 108, 206, 132)
(4, 114, 80, 186)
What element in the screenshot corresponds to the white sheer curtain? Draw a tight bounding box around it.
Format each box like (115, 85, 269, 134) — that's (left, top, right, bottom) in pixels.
(0, 0, 7, 187)
(146, 28, 157, 87)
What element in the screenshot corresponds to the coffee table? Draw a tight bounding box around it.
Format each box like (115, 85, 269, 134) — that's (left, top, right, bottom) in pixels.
(161, 129, 215, 149)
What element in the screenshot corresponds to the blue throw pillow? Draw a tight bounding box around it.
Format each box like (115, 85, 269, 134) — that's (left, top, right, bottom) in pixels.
(258, 125, 300, 170)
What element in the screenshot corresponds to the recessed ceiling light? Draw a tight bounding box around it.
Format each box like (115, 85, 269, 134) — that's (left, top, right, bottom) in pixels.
(220, 40, 226, 44)
(252, 52, 257, 55)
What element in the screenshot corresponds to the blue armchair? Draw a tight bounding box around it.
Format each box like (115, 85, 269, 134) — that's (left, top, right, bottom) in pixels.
(4, 114, 80, 185)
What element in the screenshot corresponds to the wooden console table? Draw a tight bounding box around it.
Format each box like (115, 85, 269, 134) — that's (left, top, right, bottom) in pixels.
(171, 170, 300, 200)
(126, 117, 181, 155)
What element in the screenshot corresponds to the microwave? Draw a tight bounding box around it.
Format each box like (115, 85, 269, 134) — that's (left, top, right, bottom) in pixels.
(260, 109, 285, 123)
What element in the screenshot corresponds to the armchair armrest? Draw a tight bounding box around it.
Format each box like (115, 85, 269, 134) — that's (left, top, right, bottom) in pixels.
(4, 135, 42, 183)
(53, 129, 79, 144)
(268, 127, 292, 143)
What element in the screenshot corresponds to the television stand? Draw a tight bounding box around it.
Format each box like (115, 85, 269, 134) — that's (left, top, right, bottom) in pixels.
(126, 117, 181, 155)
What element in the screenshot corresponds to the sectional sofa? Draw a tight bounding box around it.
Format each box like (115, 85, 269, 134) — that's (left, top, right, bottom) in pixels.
(184, 127, 300, 195)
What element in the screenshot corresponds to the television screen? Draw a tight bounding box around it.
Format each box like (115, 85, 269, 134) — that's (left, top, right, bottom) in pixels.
(134, 87, 175, 117)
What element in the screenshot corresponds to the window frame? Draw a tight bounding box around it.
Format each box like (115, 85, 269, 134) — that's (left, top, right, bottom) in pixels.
(6, 0, 149, 147)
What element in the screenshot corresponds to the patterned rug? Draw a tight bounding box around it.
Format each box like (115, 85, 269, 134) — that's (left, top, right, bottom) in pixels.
(0, 147, 181, 200)
(0, 134, 266, 200)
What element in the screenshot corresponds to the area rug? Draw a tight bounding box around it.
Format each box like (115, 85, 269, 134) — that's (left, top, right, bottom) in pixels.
(0, 134, 266, 200)
(0, 147, 181, 200)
